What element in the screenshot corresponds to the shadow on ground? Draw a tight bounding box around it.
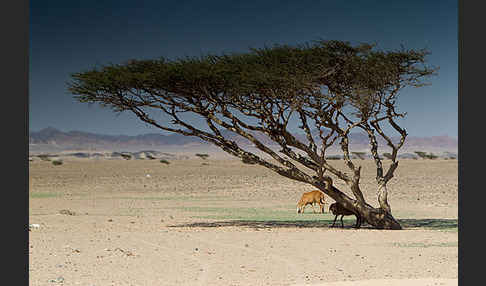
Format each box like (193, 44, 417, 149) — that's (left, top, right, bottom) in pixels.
(169, 218, 458, 230)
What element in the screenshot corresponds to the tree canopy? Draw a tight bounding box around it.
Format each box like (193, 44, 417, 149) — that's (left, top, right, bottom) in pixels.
(68, 40, 437, 229)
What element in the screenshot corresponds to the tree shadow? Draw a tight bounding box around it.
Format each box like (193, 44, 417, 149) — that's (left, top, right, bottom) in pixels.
(397, 218, 458, 230)
(169, 218, 458, 230)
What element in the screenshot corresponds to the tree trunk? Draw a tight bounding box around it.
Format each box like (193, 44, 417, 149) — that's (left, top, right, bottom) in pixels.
(315, 179, 402, 230)
(377, 183, 392, 214)
(357, 204, 402, 230)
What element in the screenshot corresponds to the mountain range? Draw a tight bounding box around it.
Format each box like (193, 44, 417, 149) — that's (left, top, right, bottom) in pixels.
(29, 127, 457, 153)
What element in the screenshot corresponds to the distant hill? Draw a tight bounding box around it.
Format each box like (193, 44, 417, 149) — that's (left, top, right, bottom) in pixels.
(29, 127, 457, 152)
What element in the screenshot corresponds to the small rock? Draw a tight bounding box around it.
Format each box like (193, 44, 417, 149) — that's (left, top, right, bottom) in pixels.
(49, 276, 64, 283)
(59, 209, 76, 216)
(195, 248, 199, 251)
(29, 224, 40, 230)
(108, 219, 113, 222)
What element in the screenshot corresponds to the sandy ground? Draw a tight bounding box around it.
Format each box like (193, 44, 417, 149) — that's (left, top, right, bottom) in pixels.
(29, 157, 458, 286)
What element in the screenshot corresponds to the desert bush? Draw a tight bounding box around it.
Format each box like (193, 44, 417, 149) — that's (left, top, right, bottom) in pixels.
(351, 152, 366, 160)
(325, 155, 341, 160)
(52, 160, 63, 166)
(382, 153, 393, 160)
(160, 159, 170, 165)
(38, 154, 51, 161)
(426, 153, 438, 159)
(414, 151, 428, 159)
(414, 151, 438, 159)
(195, 153, 209, 160)
(120, 153, 132, 160)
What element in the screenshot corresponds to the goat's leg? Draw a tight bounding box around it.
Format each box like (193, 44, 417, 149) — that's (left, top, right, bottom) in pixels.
(340, 215, 344, 227)
(312, 203, 317, 213)
(354, 215, 362, 229)
(331, 215, 338, 227)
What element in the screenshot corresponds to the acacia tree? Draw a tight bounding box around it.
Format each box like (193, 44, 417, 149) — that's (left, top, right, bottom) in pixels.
(68, 40, 436, 229)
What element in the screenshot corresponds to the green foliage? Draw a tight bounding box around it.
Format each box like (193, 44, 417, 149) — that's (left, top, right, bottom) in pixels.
(52, 160, 63, 166)
(159, 159, 170, 165)
(68, 40, 436, 118)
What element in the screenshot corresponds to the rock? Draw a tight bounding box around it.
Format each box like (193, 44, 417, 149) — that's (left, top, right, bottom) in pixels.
(59, 209, 76, 215)
(29, 224, 41, 230)
(49, 277, 65, 283)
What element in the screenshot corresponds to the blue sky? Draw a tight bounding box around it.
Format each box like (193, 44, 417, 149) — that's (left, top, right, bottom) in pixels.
(29, 0, 457, 137)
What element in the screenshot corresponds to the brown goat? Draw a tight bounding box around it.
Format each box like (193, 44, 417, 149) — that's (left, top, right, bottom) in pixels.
(329, 202, 362, 228)
(297, 190, 326, 214)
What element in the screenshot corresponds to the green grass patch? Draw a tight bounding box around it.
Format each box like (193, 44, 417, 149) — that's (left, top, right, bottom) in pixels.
(392, 241, 457, 248)
(397, 219, 458, 231)
(29, 192, 61, 198)
(173, 205, 344, 222)
(109, 195, 229, 201)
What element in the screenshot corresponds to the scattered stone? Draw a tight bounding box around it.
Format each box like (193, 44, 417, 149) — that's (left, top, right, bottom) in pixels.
(113, 247, 135, 257)
(108, 219, 113, 222)
(59, 209, 76, 216)
(29, 224, 41, 230)
(49, 276, 64, 283)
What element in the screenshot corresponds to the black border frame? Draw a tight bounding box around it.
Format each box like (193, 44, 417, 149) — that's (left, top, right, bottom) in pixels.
(4, 0, 29, 285)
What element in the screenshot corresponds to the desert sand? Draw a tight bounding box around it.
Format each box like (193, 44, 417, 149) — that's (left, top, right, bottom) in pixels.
(29, 156, 458, 285)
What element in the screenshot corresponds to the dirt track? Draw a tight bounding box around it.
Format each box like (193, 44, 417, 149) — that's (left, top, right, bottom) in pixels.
(29, 157, 458, 285)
